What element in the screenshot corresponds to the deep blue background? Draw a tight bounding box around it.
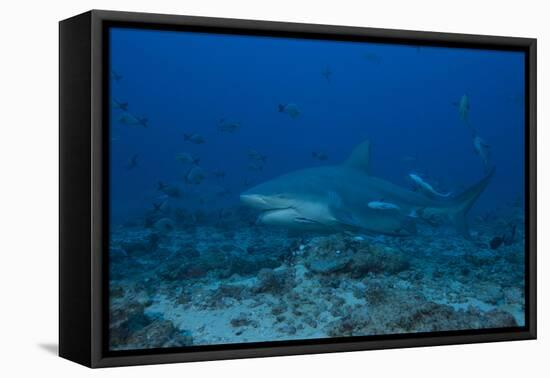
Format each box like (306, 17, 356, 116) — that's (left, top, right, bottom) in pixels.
(109, 27, 525, 223)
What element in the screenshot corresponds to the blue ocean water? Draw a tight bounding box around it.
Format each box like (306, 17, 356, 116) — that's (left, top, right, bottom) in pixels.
(108, 27, 525, 350)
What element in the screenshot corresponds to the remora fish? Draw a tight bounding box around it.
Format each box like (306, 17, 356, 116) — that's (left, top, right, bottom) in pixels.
(240, 139, 494, 238)
(367, 200, 401, 211)
(408, 173, 452, 198)
(454, 94, 470, 124)
(473, 134, 491, 173)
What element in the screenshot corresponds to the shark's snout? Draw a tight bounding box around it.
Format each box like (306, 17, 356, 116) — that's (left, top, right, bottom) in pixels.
(240, 193, 270, 209)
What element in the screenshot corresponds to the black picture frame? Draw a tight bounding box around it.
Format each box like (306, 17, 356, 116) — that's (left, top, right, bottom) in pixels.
(59, 9, 537, 368)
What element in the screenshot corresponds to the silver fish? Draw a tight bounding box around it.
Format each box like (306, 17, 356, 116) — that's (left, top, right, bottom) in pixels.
(184, 133, 205, 144)
(175, 152, 200, 165)
(278, 103, 300, 119)
(218, 119, 241, 133)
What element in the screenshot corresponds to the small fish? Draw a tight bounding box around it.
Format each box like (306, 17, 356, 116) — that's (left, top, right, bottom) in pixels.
(409, 173, 452, 198)
(185, 166, 206, 185)
(175, 152, 200, 165)
(111, 70, 123, 83)
(126, 154, 138, 170)
(136, 116, 148, 127)
(152, 201, 167, 213)
(248, 162, 264, 171)
(157, 181, 181, 198)
(363, 52, 382, 64)
(248, 150, 267, 163)
(184, 133, 205, 144)
(112, 98, 129, 111)
(321, 66, 332, 82)
(212, 169, 226, 179)
(278, 103, 300, 119)
(153, 217, 175, 233)
(118, 114, 134, 125)
(218, 119, 241, 133)
(118, 113, 148, 128)
(312, 151, 328, 161)
(367, 200, 401, 211)
(473, 134, 491, 173)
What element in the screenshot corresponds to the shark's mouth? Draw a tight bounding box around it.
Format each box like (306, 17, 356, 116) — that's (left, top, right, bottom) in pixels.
(293, 217, 322, 224)
(257, 207, 324, 227)
(260, 207, 292, 215)
(257, 207, 293, 222)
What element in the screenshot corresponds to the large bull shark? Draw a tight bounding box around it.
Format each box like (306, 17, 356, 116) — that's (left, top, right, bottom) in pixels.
(240, 140, 494, 238)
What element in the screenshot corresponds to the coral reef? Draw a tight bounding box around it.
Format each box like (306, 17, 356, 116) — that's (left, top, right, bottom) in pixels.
(109, 299, 193, 350)
(109, 205, 525, 349)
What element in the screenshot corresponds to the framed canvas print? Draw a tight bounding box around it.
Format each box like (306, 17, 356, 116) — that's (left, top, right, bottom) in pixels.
(59, 10, 536, 368)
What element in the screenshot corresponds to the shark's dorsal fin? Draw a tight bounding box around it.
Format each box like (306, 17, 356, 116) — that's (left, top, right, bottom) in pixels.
(344, 139, 371, 174)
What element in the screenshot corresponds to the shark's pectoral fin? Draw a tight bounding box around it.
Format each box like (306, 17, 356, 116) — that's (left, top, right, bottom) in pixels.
(327, 191, 366, 230)
(330, 207, 364, 230)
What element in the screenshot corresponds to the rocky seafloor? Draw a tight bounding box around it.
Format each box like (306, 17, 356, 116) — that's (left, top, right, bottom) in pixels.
(108, 205, 525, 351)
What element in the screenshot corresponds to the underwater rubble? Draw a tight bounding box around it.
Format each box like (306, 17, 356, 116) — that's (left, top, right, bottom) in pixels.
(109, 205, 525, 350)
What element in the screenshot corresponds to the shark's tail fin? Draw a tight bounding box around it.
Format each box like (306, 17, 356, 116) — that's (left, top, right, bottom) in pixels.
(449, 167, 495, 238)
